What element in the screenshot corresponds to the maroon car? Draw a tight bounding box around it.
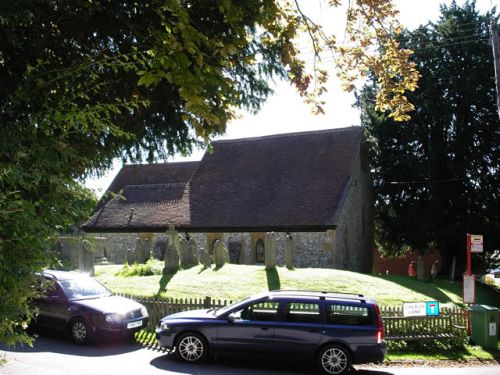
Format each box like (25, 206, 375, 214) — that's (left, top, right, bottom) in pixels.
(32, 270, 149, 344)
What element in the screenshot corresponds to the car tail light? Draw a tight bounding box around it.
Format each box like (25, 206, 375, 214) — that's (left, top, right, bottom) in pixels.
(374, 304, 384, 343)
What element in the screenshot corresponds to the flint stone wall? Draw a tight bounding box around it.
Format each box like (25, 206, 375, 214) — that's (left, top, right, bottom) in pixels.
(85, 231, 330, 268)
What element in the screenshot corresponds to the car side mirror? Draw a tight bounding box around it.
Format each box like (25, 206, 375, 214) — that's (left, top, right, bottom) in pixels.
(227, 313, 236, 323)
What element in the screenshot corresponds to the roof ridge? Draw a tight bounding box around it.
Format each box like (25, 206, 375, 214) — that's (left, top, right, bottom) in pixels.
(212, 126, 360, 145)
(124, 182, 186, 189)
(121, 161, 200, 169)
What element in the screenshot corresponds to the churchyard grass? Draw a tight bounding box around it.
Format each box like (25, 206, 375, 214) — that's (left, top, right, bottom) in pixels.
(94, 262, 500, 307)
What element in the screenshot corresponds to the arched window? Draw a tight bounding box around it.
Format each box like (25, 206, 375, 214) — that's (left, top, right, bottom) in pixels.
(255, 239, 265, 264)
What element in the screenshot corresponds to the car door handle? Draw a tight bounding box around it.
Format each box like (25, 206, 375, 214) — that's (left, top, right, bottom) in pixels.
(260, 327, 269, 331)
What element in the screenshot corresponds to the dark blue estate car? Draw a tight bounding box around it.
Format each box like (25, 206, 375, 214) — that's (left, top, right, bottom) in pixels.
(156, 290, 386, 374)
(32, 270, 149, 344)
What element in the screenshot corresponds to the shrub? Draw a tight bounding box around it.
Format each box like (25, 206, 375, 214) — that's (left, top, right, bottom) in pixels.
(116, 258, 162, 277)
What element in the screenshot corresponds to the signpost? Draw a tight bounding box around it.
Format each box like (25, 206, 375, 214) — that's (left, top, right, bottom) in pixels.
(463, 274, 476, 304)
(403, 301, 440, 317)
(464, 234, 483, 336)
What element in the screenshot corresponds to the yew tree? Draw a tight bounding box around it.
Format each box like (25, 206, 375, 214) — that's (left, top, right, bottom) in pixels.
(359, 1, 499, 273)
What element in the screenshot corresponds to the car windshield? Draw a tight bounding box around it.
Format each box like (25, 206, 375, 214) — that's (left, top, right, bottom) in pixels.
(58, 275, 112, 300)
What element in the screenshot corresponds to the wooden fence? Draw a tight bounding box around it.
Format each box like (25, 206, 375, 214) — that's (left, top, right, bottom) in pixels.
(118, 293, 468, 339)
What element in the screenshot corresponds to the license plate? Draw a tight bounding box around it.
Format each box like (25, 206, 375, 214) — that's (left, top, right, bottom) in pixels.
(127, 320, 142, 329)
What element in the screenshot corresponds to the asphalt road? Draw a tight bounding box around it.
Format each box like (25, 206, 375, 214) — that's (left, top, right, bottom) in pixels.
(1, 334, 499, 375)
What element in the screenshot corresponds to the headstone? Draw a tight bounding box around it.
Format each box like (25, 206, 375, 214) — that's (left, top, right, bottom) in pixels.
(285, 234, 295, 269)
(153, 237, 167, 260)
(163, 225, 180, 274)
(199, 248, 211, 268)
(134, 237, 151, 264)
(264, 232, 276, 270)
(179, 238, 190, 268)
(163, 244, 179, 274)
(79, 239, 95, 276)
(186, 238, 198, 267)
(214, 240, 229, 268)
(125, 248, 136, 264)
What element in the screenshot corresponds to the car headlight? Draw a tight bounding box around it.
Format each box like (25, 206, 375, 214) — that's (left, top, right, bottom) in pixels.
(159, 321, 169, 331)
(140, 306, 148, 317)
(105, 313, 124, 323)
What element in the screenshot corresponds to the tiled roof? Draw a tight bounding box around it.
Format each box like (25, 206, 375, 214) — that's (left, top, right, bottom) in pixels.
(83, 127, 362, 232)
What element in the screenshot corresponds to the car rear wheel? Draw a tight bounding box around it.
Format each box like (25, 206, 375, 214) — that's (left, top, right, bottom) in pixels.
(318, 344, 352, 375)
(175, 333, 207, 363)
(70, 318, 90, 345)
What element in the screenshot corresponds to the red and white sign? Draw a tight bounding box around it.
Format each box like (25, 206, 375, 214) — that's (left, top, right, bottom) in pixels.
(469, 234, 483, 253)
(463, 274, 476, 304)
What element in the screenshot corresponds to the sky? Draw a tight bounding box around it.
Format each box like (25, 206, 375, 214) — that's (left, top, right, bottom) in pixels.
(85, 0, 499, 197)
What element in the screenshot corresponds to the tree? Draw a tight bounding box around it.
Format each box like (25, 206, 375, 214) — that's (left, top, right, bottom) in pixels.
(0, 0, 418, 345)
(359, 1, 500, 274)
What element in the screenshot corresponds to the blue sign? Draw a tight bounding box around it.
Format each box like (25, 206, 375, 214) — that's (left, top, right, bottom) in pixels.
(426, 301, 440, 316)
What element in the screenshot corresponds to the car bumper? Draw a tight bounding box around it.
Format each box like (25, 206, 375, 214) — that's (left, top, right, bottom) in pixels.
(155, 329, 176, 348)
(94, 317, 149, 338)
(353, 342, 387, 364)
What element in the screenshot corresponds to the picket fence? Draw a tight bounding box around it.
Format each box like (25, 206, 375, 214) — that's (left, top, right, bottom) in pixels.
(117, 293, 468, 340)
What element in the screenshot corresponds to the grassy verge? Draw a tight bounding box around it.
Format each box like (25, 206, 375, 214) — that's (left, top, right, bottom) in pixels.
(95, 262, 500, 307)
(387, 344, 500, 362)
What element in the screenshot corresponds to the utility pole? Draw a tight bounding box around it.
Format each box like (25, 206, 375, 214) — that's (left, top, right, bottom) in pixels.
(491, 20, 500, 119)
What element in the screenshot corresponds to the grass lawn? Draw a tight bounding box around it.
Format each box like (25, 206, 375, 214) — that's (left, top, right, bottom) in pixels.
(387, 344, 500, 361)
(99, 261, 500, 362)
(94, 262, 500, 307)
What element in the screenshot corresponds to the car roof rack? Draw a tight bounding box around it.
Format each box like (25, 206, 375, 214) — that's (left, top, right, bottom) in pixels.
(270, 289, 366, 303)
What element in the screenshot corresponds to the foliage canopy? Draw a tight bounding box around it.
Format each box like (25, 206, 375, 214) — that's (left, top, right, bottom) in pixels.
(359, 1, 499, 272)
(0, 0, 419, 345)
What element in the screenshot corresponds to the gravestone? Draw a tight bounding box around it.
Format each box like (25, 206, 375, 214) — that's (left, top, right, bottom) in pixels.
(79, 239, 95, 276)
(163, 225, 180, 274)
(153, 237, 167, 260)
(264, 232, 276, 270)
(125, 248, 135, 264)
(163, 243, 179, 274)
(214, 240, 229, 268)
(199, 248, 211, 268)
(134, 237, 151, 264)
(178, 238, 190, 268)
(285, 234, 295, 269)
(186, 238, 198, 267)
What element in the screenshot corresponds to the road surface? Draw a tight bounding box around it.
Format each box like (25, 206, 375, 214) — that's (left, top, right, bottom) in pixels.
(1, 335, 499, 375)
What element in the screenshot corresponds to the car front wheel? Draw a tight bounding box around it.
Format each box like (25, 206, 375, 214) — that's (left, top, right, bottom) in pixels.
(318, 344, 352, 375)
(70, 318, 90, 345)
(175, 333, 207, 362)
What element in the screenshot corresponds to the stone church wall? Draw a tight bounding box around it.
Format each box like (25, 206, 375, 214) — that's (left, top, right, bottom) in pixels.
(85, 231, 330, 268)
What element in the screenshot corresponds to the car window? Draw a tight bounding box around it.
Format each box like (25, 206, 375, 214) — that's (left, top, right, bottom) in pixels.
(234, 301, 279, 322)
(58, 276, 112, 300)
(326, 304, 372, 326)
(282, 302, 321, 324)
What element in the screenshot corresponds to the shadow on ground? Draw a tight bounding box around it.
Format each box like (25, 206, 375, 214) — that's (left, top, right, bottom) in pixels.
(266, 267, 281, 291)
(150, 353, 396, 375)
(157, 270, 178, 294)
(0, 329, 141, 357)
